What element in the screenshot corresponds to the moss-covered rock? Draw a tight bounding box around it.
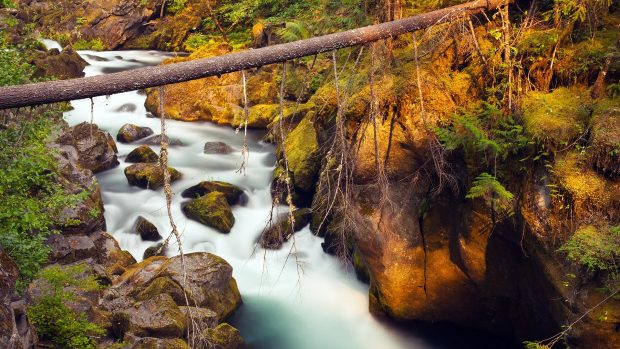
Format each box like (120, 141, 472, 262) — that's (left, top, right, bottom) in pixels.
(117, 124, 154, 143)
(124, 163, 182, 190)
(232, 103, 279, 128)
(157, 253, 242, 320)
(182, 192, 235, 233)
(181, 181, 243, 205)
(126, 145, 159, 163)
(178, 306, 218, 330)
(200, 323, 243, 349)
(115, 293, 187, 338)
(520, 88, 591, 147)
(589, 98, 620, 179)
(31, 46, 88, 79)
(58, 122, 119, 173)
(136, 276, 185, 305)
(133, 216, 161, 241)
(130, 337, 190, 349)
(259, 208, 311, 249)
(282, 114, 319, 192)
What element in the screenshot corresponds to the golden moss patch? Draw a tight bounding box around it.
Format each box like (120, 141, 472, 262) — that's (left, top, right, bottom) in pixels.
(283, 115, 319, 192)
(520, 87, 591, 146)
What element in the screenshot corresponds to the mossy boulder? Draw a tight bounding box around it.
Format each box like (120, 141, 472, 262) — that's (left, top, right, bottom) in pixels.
(232, 103, 279, 128)
(182, 192, 235, 233)
(31, 46, 88, 79)
(58, 122, 119, 173)
(200, 323, 243, 349)
(124, 163, 182, 190)
(520, 88, 591, 147)
(589, 98, 620, 179)
(259, 208, 311, 249)
(181, 181, 243, 205)
(282, 115, 319, 192)
(129, 337, 190, 349)
(126, 145, 159, 163)
(133, 216, 162, 241)
(114, 293, 187, 338)
(179, 306, 218, 330)
(136, 276, 185, 305)
(157, 253, 242, 320)
(117, 124, 154, 143)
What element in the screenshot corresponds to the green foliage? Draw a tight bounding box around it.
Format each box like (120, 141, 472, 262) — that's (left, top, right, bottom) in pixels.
(0, 0, 15, 8)
(27, 265, 104, 349)
(73, 38, 105, 51)
(184, 33, 212, 51)
(559, 225, 620, 278)
(466, 172, 515, 214)
(523, 341, 551, 349)
(168, 0, 188, 14)
(0, 109, 79, 290)
(276, 21, 310, 42)
(0, 50, 35, 87)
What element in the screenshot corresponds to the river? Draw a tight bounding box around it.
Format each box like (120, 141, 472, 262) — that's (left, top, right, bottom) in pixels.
(50, 42, 513, 349)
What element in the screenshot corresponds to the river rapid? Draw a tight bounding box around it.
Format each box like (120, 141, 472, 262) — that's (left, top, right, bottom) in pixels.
(51, 43, 509, 349)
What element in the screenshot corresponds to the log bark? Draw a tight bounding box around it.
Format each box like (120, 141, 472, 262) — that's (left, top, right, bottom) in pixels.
(0, 0, 509, 109)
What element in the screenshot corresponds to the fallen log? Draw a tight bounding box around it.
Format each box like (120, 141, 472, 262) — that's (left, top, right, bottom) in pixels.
(0, 0, 509, 109)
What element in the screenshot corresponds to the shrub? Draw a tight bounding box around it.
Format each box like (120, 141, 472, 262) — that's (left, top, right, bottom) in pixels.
(73, 38, 105, 51)
(0, 50, 35, 86)
(27, 265, 104, 349)
(559, 225, 620, 279)
(0, 107, 80, 290)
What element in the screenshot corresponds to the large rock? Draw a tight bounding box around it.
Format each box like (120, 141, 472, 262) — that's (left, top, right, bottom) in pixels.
(133, 216, 162, 241)
(181, 181, 243, 205)
(117, 124, 154, 143)
(182, 192, 235, 233)
(199, 323, 243, 349)
(124, 163, 182, 190)
(126, 145, 159, 163)
(259, 208, 311, 249)
(112, 293, 187, 338)
(58, 122, 119, 173)
(52, 143, 106, 235)
(31, 46, 88, 79)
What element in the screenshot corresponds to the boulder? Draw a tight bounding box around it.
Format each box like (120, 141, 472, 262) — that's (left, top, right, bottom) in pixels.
(133, 217, 162, 241)
(157, 253, 241, 320)
(136, 277, 185, 305)
(126, 145, 159, 163)
(204, 141, 234, 154)
(58, 122, 119, 173)
(200, 323, 243, 349)
(117, 124, 154, 143)
(112, 293, 187, 338)
(124, 163, 182, 190)
(91, 232, 137, 277)
(143, 243, 166, 260)
(181, 181, 243, 205)
(52, 143, 106, 235)
(182, 192, 235, 233)
(259, 208, 311, 249)
(140, 134, 183, 147)
(31, 46, 87, 79)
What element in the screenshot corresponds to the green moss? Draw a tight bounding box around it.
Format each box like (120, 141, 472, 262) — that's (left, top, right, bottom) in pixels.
(283, 114, 319, 192)
(137, 276, 186, 305)
(126, 145, 159, 163)
(233, 103, 279, 128)
(182, 192, 235, 233)
(73, 38, 105, 51)
(181, 181, 243, 204)
(124, 163, 182, 190)
(200, 323, 243, 349)
(520, 87, 591, 146)
(553, 152, 610, 209)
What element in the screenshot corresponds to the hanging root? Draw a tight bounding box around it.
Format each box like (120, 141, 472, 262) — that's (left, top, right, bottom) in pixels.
(156, 86, 213, 348)
(236, 69, 250, 174)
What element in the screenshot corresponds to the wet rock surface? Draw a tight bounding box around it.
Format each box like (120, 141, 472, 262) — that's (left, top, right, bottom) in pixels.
(204, 141, 235, 154)
(117, 124, 154, 143)
(133, 216, 162, 241)
(124, 163, 182, 190)
(31, 46, 88, 79)
(126, 145, 159, 163)
(182, 192, 235, 233)
(58, 122, 119, 173)
(181, 181, 243, 205)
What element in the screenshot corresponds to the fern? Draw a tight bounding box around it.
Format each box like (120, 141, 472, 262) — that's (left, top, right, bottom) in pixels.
(276, 21, 310, 42)
(466, 172, 514, 214)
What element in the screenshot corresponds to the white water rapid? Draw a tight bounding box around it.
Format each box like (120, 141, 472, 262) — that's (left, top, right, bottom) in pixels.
(55, 45, 443, 349)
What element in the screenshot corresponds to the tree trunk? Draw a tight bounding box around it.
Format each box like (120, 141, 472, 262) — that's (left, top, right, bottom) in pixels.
(0, 0, 510, 110)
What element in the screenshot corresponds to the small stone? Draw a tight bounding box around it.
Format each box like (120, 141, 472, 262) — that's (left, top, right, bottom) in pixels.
(117, 124, 154, 143)
(126, 145, 159, 163)
(204, 141, 234, 154)
(134, 216, 162, 241)
(143, 243, 166, 260)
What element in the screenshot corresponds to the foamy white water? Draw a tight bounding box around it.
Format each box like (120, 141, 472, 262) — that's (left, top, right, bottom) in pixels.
(61, 46, 431, 349)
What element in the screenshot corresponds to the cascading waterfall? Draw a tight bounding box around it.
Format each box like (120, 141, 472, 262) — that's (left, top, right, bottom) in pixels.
(53, 43, 437, 349)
